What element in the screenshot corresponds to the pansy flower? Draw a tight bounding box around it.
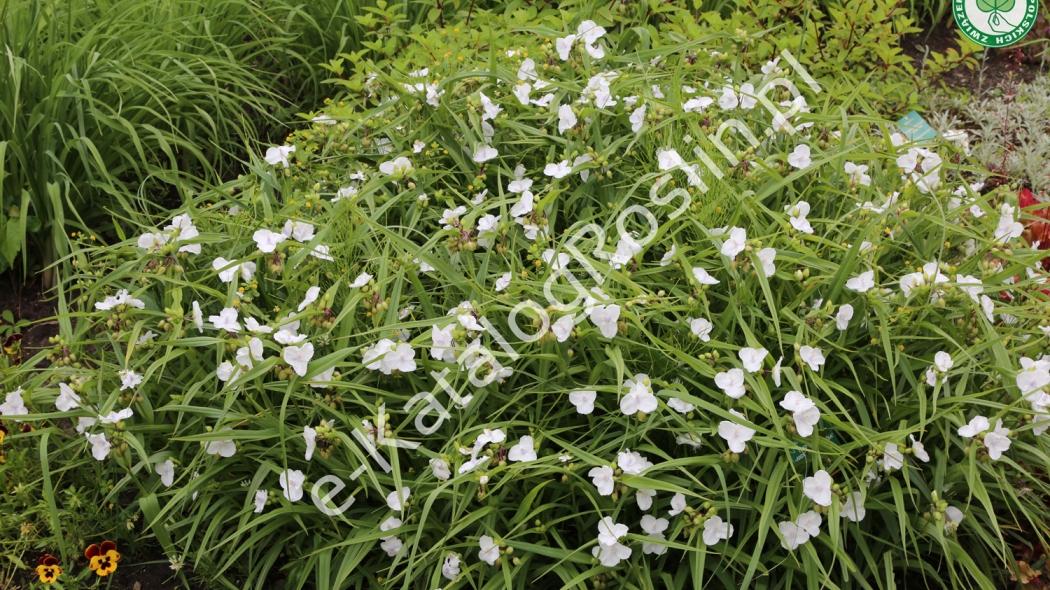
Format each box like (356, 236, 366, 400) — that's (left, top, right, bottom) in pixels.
(36, 554, 62, 584)
(86, 541, 121, 576)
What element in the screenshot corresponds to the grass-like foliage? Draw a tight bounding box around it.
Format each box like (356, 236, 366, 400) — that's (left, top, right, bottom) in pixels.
(3, 11, 1050, 590)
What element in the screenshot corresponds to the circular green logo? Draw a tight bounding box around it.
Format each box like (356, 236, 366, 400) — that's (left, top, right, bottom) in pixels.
(954, 0, 1037, 47)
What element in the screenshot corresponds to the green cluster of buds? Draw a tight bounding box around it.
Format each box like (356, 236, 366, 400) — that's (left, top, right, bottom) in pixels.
(313, 422, 341, 459)
(158, 307, 186, 336)
(46, 336, 80, 368)
(681, 502, 717, 535)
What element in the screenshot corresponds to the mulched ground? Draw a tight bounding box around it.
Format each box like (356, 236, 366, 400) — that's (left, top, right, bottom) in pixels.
(0, 272, 59, 359)
(16, 560, 209, 590)
(903, 23, 1048, 96)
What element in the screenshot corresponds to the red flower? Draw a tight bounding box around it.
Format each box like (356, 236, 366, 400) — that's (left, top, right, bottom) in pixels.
(1019, 188, 1050, 270)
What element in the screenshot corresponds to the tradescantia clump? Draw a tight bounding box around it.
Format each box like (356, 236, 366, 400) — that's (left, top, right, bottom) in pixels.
(3, 15, 1050, 590)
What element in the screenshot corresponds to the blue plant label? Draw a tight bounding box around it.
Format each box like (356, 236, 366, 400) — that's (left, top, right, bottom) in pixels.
(897, 111, 939, 141)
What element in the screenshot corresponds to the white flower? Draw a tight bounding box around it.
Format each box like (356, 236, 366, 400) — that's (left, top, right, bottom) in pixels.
(667, 397, 694, 413)
(584, 41, 605, 59)
(757, 248, 777, 277)
(703, 516, 734, 546)
(207, 428, 237, 457)
(984, 431, 1010, 460)
(512, 82, 532, 105)
(517, 58, 538, 81)
(569, 390, 597, 414)
(780, 391, 815, 413)
(689, 318, 713, 341)
(577, 20, 606, 44)
(981, 295, 995, 322)
(380, 517, 402, 533)
(778, 521, 809, 550)
(846, 270, 876, 292)
(720, 227, 747, 259)
(303, 425, 317, 461)
(772, 356, 783, 386)
(785, 201, 814, 234)
(933, 351, 953, 372)
(119, 370, 143, 391)
(617, 449, 654, 475)
(589, 465, 615, 495)
(799, 346, 825, 371)
(668, 492, 687, 516)
(944, 506, 965, 532)
(718, 409, 756, 452)
(556, 35, 576, 60)
(387, 486, 411, 511)
(636, 488, 657, 510)
(430, 458, 451, 481)
(882, 442, 904, 471)
(692, 266, 718, 285)
(836, 304, 854, 330)
(157, 460, 175, 486)
(279, 469, 305, 502)
(803, 470, 834, 506)
(597, 517, 629, 546)
(76, 416, 96, 434)
(282, 220, 315, 243)
(87, 433, 111, 460)
(56, 383, 81, 411)
(283, 342, 315, 377)
(544, 160, 572, 178)
(254, 490, 267, 513)
(739, 347, 768, 373)
(657, 148, 684, 171)
(213, 257, 255, 283)
(379, 156, 414, 176)
(738, 83, 757, 109)
(473, 145, 499, 163)
(630, 104, 646, 133)
(412, 140, 426, 153)
(793, 406, 821, 437)
(796, 511, 822, 538)
(591, 304, 621, 339)
(380, 536, 403, 557)
(99, 408, 134, 424)
(253, 229, 286, 253)
(298, 286, 321, 312)
(210, 308, 241, 332)
(557, 104, 577, 134)
(545, 314, 573, 342)
(264, 145, 296, 167)
(714, 368, 746, 398)
(787, 144, 812, 168)
(620, 380, 658, 414)
(442, 554, 461, 580)
(841, 492, 866, 522)
(844, 162, 871, 186)
(910, 435, 930, 462)
(683, 96, 714, 113)
(191, 301, 203, 333)
(718, 86, 739, 110)
(478, 535, 500, 565)
(349, 272, 373, 288)
(958, 415, 990, 438)
(494, 272, 512, 292)
(382, 343, 417, 373)
(592, 542, 632, 567)
(508, 436, 538, 462)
